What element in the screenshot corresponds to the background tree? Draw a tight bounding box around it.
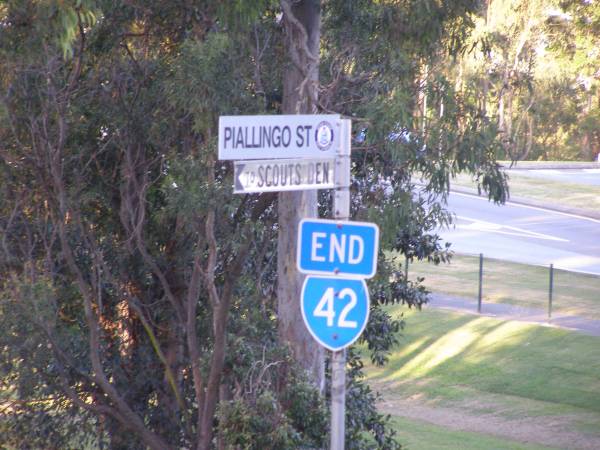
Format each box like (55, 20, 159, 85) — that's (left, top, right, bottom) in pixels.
(277, 0, 325, 392)
(0, 1, 508, 448)
(549, 0, 600, 160)
(458, 0, 600, 161)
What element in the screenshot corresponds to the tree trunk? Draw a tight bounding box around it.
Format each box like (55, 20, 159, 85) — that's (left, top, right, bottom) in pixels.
(277, 0, 325, 391)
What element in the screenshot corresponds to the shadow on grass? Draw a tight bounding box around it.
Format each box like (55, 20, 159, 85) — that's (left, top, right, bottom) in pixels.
(367, 307, 600, 413)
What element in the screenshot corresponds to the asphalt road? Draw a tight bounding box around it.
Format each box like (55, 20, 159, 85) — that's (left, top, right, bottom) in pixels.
(438, 192, 600, 275)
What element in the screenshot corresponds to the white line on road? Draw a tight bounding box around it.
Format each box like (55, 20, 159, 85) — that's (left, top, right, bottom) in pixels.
(529, 169, 560, 174)
(456, 216, 570, 242)
(451, 191, 600, 225)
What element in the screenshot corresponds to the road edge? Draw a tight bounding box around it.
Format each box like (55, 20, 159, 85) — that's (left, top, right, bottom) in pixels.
(450, 185, 600, 221)
(499, 161, 600, 170)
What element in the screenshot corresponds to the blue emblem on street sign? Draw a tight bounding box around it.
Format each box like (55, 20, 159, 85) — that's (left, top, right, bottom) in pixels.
(301, 276, 370, 351)
(297, 219, 379, 278)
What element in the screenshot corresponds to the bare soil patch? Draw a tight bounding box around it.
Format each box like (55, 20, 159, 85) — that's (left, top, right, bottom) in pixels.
(376, 390, 600, 450)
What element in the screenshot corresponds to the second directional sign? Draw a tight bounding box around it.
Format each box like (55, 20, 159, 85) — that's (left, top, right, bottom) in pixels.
(234, 158, 334, 193)
(297, 219, 379, 278)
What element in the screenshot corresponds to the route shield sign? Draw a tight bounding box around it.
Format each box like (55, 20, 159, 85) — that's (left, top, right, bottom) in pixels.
(301, 276, 370, 351)
(297, 219, 379, 278)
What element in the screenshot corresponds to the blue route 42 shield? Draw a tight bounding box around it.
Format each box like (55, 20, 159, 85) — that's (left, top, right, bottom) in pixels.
(301, 276, 370, 351)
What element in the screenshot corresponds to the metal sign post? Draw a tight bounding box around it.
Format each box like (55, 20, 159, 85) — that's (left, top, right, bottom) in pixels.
(219, 115, 377, 450)
(330, 119, 351, 450)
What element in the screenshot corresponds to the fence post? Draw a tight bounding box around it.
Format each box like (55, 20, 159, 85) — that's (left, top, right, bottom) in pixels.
(548, 264, 554, 319)
(478, 253, 483, 313)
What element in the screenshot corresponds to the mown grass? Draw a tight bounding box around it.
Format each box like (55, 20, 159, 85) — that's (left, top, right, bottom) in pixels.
(406, 253, 600, 320)
(389, 416, 555, 450)
(365, 308, 600, 436)
(450, 170, 600, 214)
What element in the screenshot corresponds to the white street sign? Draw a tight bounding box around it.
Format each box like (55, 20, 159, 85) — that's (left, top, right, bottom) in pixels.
(233, 158, 334, 194)
(219, 114, 341, 160)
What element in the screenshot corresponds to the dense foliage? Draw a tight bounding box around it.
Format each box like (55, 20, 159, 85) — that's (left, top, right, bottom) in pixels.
(458, 0, 600, 161)
(0, 1, 510, 448)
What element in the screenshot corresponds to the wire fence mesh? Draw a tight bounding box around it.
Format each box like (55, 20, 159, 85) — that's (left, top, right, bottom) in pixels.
(407, 252, 600, 323)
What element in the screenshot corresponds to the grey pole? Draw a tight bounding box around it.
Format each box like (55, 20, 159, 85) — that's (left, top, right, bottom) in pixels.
(548, 264, 554, 319)
(330, 350, 346, 450)
(478, 253, 483, 313)
(330, 119, 351, 450)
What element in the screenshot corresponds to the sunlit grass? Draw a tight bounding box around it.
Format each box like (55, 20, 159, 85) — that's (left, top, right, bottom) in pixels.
(389, 324, 480, 379)
(365, 307, 600, 422)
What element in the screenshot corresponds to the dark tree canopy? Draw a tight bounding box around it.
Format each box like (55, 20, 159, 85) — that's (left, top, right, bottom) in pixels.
(0, 1, 507, 449)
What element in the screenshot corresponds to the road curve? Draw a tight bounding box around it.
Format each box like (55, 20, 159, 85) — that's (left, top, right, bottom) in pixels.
(439, 192, 600, 275)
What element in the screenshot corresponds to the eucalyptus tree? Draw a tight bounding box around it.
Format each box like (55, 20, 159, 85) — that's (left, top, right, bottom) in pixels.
(547, 0, 600, 160)
(0, 1, 506, 449)
(457, 0, 600, 161)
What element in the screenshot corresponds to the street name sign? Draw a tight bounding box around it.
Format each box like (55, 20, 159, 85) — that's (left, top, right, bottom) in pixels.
(219, 114, 341, 160)
(297, 219, 379, 279)
(301, 276, 370, 351)
(233, 158, 335, 194)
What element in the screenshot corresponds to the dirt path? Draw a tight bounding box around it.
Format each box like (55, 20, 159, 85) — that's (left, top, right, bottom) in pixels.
(375, 390, 600, 450)
(429, 293, 600, 337)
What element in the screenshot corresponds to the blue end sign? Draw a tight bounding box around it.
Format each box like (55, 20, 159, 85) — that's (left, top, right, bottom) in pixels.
(301, 276, 370, 351)
(297, 219, 379, 278)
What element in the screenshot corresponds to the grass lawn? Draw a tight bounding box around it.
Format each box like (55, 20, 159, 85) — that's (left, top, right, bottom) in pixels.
(365, 307, 600, 448)
(389, 416, 554, 450)
(449, 171, 600, 214)
(406, 253, 600, 320)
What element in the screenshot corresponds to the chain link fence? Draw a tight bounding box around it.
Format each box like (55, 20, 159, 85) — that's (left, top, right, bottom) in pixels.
(406, 253, 600, 324)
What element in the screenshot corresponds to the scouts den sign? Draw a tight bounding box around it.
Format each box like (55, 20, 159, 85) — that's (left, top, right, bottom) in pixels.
(233, 158, 334, 193)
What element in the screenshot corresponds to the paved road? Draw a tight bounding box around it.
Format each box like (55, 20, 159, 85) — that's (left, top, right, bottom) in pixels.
(438, 192, 600, 275)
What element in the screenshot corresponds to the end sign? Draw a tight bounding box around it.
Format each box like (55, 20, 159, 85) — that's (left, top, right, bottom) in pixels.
(297, 219, 379, 278)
